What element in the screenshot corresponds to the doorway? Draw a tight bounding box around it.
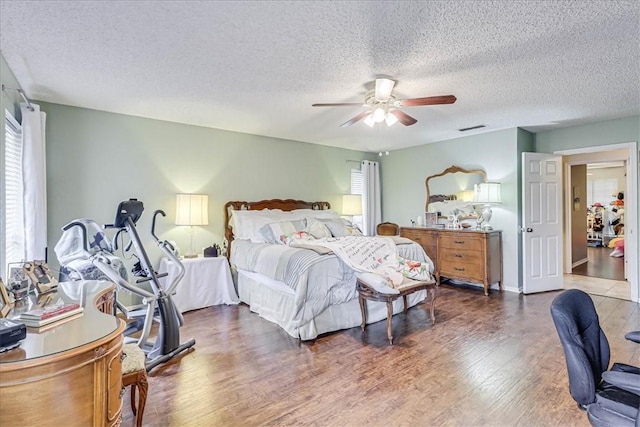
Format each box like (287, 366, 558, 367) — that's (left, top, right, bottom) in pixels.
(559, 144, 637, 302)
(570, 161, 626, 281)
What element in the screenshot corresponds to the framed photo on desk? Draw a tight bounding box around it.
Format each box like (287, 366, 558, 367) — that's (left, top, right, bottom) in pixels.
(425, 212, 438, 228)
(23, 260, 58, 295)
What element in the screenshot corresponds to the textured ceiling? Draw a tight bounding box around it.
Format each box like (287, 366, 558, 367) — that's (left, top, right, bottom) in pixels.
(1, 1, 639, 153)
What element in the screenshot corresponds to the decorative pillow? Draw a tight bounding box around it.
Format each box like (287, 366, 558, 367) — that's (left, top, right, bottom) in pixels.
(281, 230, 311, 245)
(231, 209, 284, 242)
(259, 219, 306, 244)
(304, 218, 332, 239)
(346, 224, 363, 236)
(397, 256, 431, 281)
(319, 218, 349, 237)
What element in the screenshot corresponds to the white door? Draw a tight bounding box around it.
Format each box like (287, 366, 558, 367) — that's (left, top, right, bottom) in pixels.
(522, 153, 563, 293)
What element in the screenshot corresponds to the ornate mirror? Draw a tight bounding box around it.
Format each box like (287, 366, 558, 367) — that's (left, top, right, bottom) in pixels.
(425, 165, 487, 218)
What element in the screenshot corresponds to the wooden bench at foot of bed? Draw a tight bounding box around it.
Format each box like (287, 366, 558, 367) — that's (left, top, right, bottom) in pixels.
(356, 277, 437, 345)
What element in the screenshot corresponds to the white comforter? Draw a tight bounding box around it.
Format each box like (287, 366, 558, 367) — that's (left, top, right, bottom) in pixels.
(231, 237, 431, 332)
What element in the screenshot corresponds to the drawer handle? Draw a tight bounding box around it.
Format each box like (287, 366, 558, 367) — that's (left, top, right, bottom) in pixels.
(454, 254, 463, 258)
(454, 267, 465, 271)
(454, 240, 465, 244)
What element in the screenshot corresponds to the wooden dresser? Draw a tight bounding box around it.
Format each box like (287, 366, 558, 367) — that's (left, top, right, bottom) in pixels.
(401, 227, 503, 296)
(0, 281, 125, 426)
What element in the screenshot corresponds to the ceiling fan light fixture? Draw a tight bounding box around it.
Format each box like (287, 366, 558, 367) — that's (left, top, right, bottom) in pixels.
(385, 111, 398, 127)
(372, 107, 386, 123)
(363, 114, 376, 127)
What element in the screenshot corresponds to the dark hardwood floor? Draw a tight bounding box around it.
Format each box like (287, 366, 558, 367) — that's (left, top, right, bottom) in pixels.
(122, 284, 639, 427)
(572, 246, 625, 281)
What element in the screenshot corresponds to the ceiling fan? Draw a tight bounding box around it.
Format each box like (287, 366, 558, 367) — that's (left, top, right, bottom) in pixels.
(312, 78, 456, 128)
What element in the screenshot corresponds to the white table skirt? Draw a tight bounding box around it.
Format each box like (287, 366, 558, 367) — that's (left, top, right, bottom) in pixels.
(159, 256, 239, 313)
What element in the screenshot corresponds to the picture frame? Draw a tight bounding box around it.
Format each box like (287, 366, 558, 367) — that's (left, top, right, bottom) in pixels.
(23, 260, 58, 295)
(424, 212, 438, 228)
(6, 263, 31, 301)
(0, 278, 12, 317)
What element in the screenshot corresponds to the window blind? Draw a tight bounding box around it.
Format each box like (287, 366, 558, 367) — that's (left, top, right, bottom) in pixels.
(350, 167, 363, 229)
(587, 178, 617, 207)
(3, 111, 25, 266)
(350, 168, 363, 195)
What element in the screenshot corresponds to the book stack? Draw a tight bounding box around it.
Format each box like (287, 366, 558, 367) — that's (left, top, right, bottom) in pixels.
(20, 303, 84, 328)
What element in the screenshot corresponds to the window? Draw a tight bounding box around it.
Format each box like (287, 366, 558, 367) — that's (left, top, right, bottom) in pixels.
(587, 178, 617, 207)
(2, 111, 25, 269)
(350, 168, 363, 229)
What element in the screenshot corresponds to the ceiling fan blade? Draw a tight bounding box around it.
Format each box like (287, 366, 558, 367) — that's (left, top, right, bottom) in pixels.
(340, 111, 372, 127)
(375, 78, 395, 100)
(389, 109, 417, 126)
(312, 102, 363, 107)
(400, 95, 457, 107)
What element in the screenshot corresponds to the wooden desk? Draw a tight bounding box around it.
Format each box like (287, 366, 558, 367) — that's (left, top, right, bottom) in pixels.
(159, 256, 239, 313)
(0, 281, 125, 427)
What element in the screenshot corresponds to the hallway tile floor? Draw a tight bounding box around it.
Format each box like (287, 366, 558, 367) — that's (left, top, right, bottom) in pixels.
(564, 274, 631, 300)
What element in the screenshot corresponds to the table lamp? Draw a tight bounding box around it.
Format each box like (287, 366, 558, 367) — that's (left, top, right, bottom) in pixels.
(342, 194, 362, 219)
(472, 182, 501, 230)
(175, 194, 209, 258)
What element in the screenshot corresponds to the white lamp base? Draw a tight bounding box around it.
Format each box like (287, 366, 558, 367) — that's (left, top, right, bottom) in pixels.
(477, 204, 494, 230)
(184, 225, 199, 258)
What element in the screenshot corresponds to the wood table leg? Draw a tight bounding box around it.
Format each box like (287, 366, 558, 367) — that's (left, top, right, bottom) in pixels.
(135, 373, 148, 427)
(427, 287, 437, 324)
(386, 301, 394, 345)
(359, 295, 367, 332)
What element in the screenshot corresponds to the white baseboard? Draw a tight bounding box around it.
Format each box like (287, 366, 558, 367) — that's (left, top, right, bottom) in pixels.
(572, 258, 588, 268)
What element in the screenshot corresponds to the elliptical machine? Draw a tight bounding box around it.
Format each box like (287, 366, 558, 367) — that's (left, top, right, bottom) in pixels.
(62, 199, 195, 372)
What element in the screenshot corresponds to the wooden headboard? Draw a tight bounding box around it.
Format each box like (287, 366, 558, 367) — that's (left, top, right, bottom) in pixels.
(223, 199, 331, 258)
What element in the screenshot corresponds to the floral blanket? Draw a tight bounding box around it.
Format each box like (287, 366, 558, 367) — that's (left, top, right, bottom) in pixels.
(286, 235, 432, 286)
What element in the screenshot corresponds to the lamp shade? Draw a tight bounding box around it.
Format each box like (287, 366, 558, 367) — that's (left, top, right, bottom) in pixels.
(473, 182, 502, 204)
(175, 194, 209, 225)
(342, 194, 362, 216)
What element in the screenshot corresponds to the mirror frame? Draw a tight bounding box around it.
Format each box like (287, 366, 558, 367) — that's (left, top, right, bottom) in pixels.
(425, 165, 487, 213)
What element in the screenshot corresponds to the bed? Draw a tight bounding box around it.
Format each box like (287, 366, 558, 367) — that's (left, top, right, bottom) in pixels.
(224, 199, 434, 340)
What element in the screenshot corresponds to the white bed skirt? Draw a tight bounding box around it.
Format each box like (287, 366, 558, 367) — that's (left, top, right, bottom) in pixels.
(237, 269, 426, 340)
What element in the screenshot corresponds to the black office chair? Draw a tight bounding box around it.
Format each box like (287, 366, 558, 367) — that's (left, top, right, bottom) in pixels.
(550, 289, 640, 427)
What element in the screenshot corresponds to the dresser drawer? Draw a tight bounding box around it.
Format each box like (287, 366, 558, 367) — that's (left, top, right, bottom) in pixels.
(439, 260, 484, 282)
(439, 234, 483, 251)
(439, 248, 482, 266)
(401, 229, 436, 245)
(400, 228, 438, 261)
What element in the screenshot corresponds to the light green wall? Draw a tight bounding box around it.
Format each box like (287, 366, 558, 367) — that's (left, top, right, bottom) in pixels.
(380, 128, 521, 292)
(535, 116, 640, 152)
(42, 102, 376, 269)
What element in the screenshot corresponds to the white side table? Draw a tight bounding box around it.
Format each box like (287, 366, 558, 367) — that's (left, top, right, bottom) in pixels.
(158, 256, 239, 313)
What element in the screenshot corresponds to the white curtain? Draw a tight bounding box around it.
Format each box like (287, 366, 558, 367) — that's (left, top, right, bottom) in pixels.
(361, 160, 381, 236)
(21, 103, 47, 260)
